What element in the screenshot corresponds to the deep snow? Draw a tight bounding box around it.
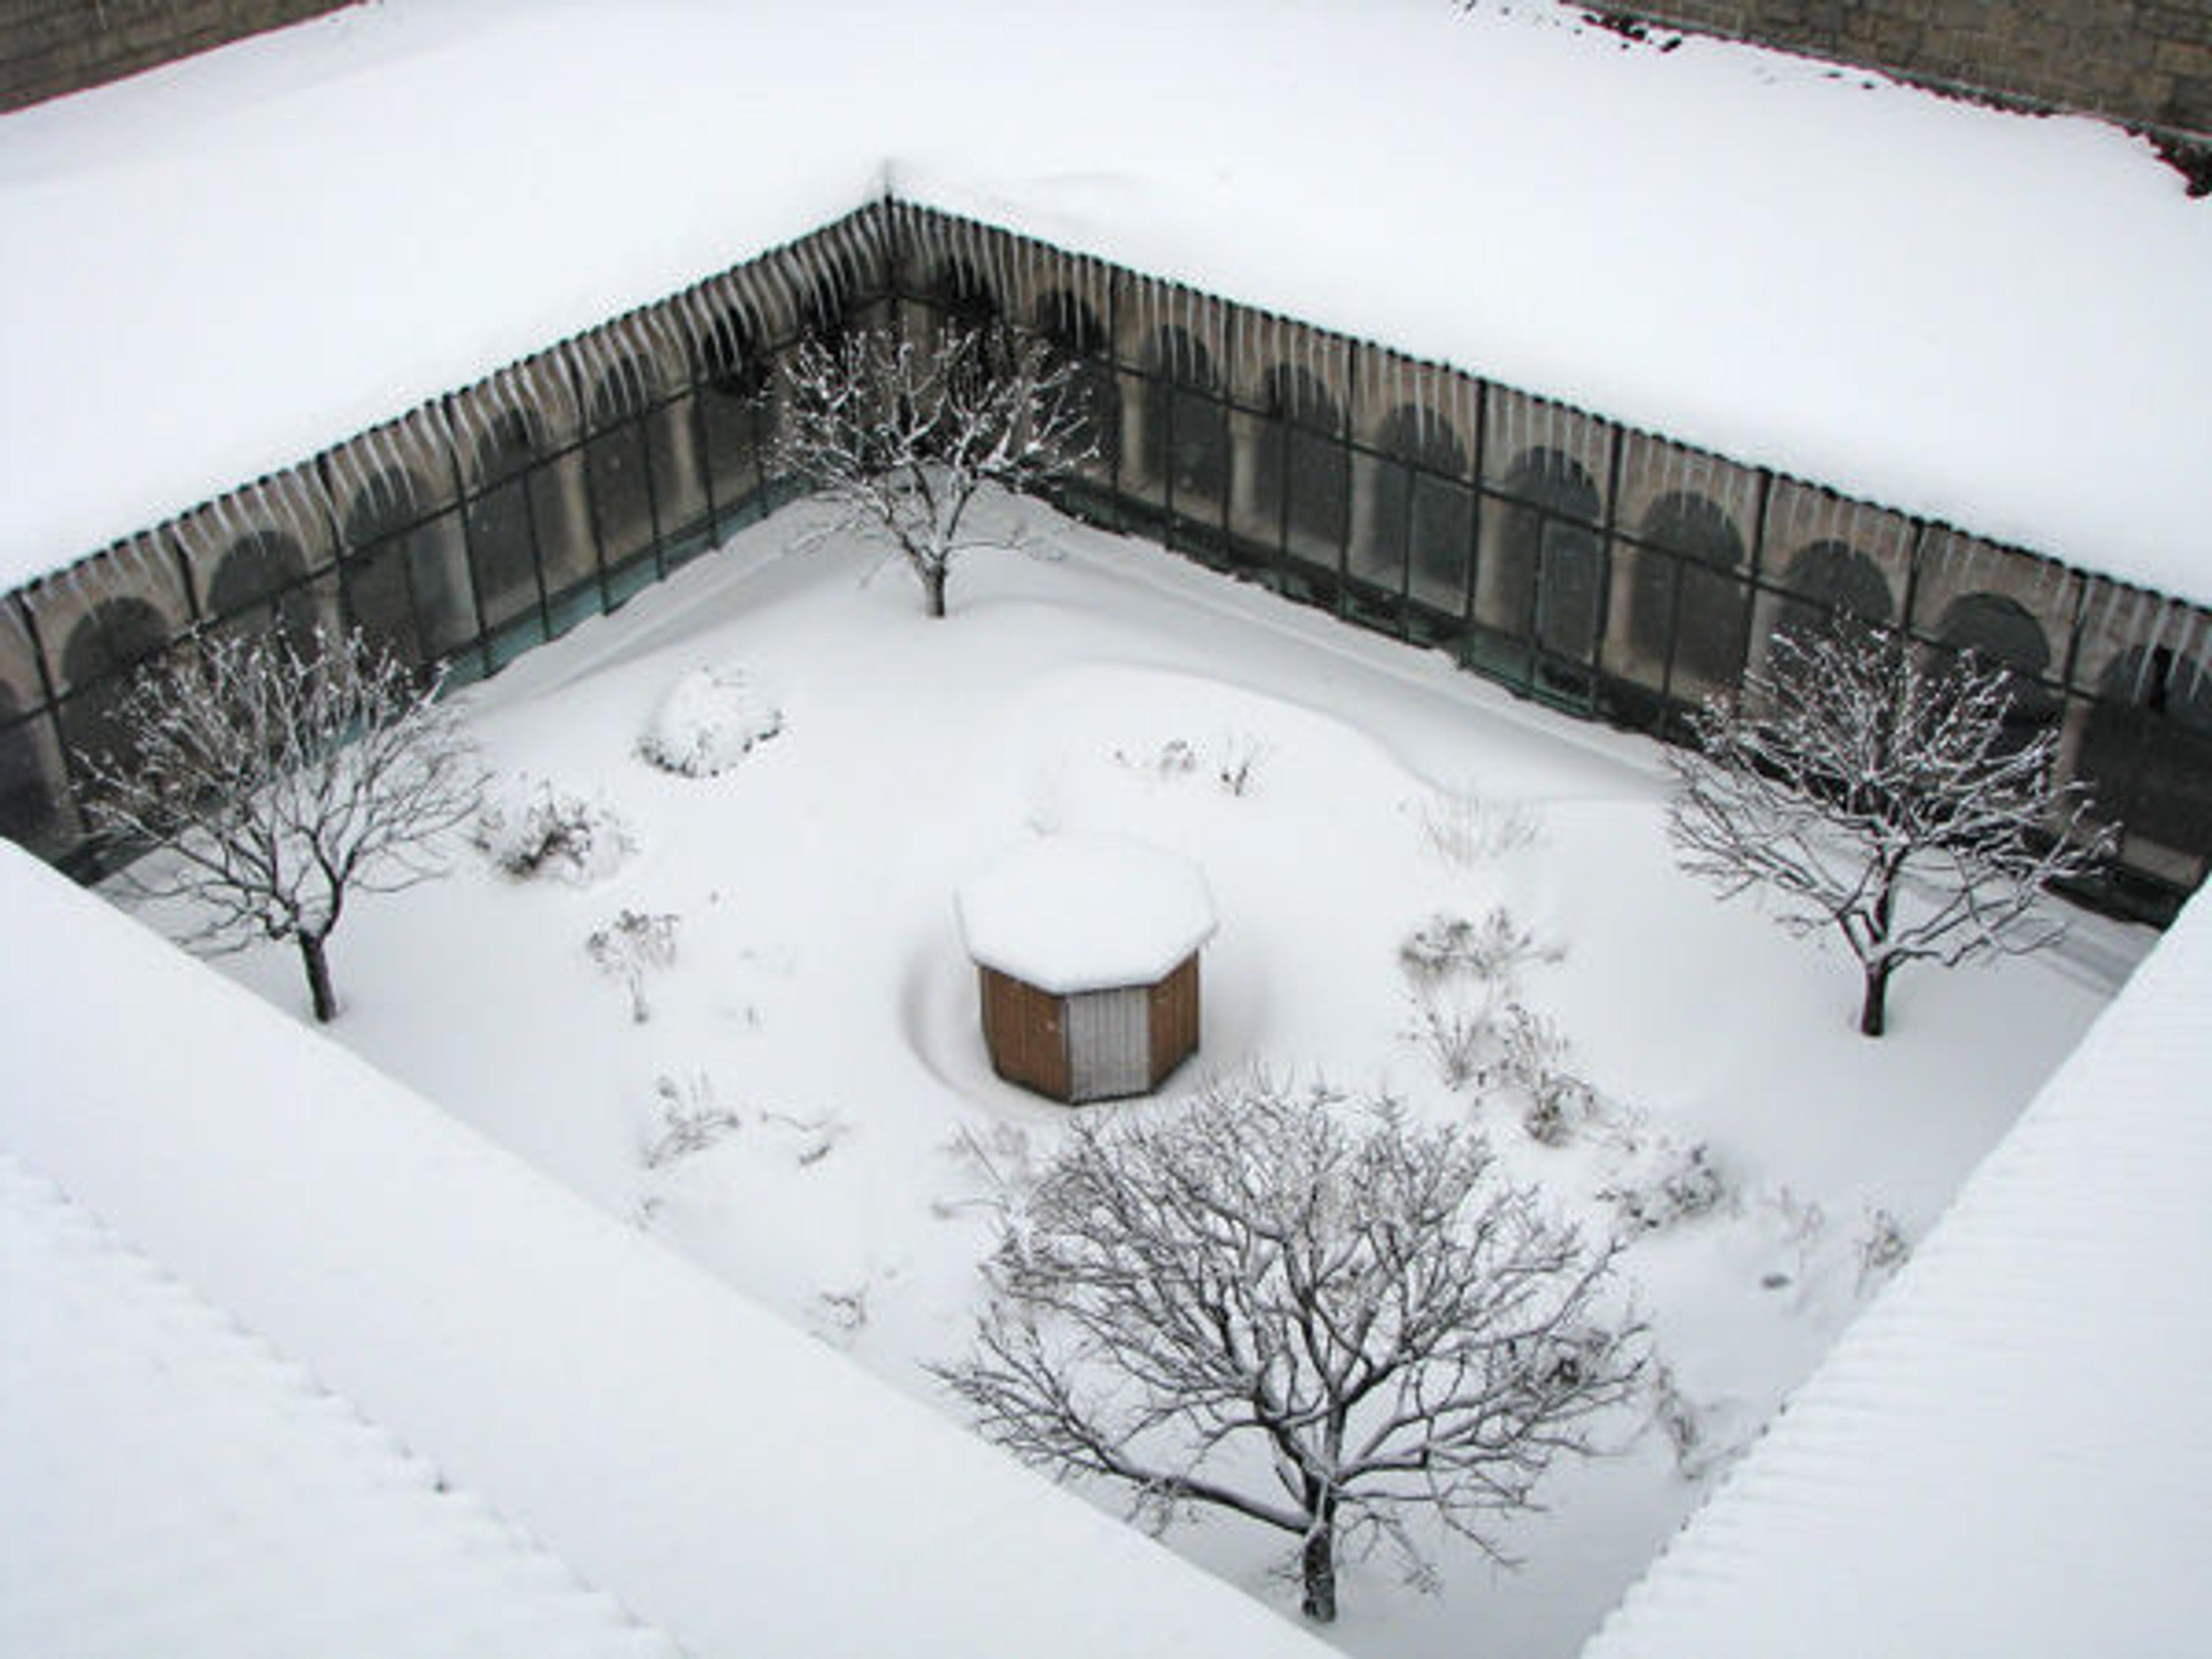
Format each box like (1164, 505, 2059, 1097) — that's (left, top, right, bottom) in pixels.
(2, 1, 2209, 601)
(139, 492, 2149, 1656)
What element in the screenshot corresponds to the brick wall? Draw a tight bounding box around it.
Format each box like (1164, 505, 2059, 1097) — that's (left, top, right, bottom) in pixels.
(1610, 1, 2212, 140)
(1, 0, 354, 113)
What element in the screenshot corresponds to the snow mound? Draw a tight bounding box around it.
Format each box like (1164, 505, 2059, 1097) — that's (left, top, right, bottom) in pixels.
(957, 834, 1217, 995)
(638, 667, 782, 778)
(473, 777, 635, 885)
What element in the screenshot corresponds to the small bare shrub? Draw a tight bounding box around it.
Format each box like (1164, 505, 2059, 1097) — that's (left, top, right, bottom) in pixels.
(1414, 787, 1540, 865)
(640, 1072, 743, 1169)
(1484, 1005, 1596, 1146)
(1403, 983, 1493, 1089)
(1212, 733, 1268, 797)
(587, 909, 679, 1023)
(1401, 907, 1561, 994)
(1855, 1206, 1912, 1293)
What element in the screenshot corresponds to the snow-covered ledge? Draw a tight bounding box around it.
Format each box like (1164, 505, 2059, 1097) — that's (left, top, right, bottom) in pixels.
(0, 844, 1325, 1659)
(1582, 884, 2212, 1657)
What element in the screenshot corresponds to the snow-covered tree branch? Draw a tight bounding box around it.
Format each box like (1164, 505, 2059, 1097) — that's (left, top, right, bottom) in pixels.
(771, 323, 1099, 618)
(78, 626, 482, 1022)
(934, 1076, 1643, 1624)
(1666, 623, 2114, 1037)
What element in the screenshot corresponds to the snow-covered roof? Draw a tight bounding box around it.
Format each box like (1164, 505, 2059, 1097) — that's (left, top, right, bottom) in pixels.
(958, 834, 1217, 995)
(2, 2, 2209, 601)
(0, 1154, 677, 1659)
(1584, 886, 2212, 1657)
(0, 843, 1330, 1659)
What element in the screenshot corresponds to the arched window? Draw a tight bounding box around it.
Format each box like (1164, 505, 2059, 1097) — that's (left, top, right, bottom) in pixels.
(1259, 366, 1348, 562)
(1369, 407, 1471, 612)
(1142, 327, 1229, 509)
(468, 409, 546, 631)
(797, 266, 853, 345)
(1631, 492, 1747, 691)
(694, 306, 766, 516)
(587, 355, 662, 568)
(2080, 645, 2212, 854)
(0, 680, 59, 850)
(1777, 540, 1893, 641)
(1495, 448, 1605, 662)
(207, 529, 318, 658)
(60, 596, 172, 775)
(1035, 290, 1119, 470)
(343, 467, 468, 665)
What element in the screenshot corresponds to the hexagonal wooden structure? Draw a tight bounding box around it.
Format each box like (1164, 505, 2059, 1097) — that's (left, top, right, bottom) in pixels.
(956, 836, 1215, 1105)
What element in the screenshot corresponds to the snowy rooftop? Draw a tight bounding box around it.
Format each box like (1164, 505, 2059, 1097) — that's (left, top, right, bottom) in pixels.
(959, 834, 1217, 995)
(1586, 885, 2212, 1657)
(1, 1, 2209, 600)
(0, 843, 1330, 1659)
(0, 1155, 677, 1659)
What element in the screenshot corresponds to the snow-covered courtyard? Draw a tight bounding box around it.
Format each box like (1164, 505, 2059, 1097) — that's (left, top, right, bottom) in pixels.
(143, 492, 2148, 1655)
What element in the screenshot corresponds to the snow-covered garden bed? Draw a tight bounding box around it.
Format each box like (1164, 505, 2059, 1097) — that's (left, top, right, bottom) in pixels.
(162, 492, 2147, 1656)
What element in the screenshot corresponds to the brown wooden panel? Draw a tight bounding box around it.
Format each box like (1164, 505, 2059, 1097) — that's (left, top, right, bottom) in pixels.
(980, 965, 1070, 1101)
(1148, 953, 1201, 1088)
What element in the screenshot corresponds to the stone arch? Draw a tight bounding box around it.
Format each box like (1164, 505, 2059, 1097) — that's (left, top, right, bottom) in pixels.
(208, 528, 319, 658)
(1369, 407, 1471, 605)
(1034, 290, 1119, 468)
(1938, 592, 2059, 754)
(467, 407, 548, 627)
(1777, 539, 1893, 640)
(930, 257, 999, 331)
(1259, 365, 1349, 556)
(207, 527, 305, 609)
(60, 596, 172, 774)
(1494, 447, 1606, 661)
(1630, 491, 1748, 690)
(2080, 645, 2212, 853)
(1142, 326, 1229, 507)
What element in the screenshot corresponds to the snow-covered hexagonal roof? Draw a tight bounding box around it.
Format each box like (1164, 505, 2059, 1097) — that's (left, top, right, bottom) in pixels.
(956, 835, 1216, 997)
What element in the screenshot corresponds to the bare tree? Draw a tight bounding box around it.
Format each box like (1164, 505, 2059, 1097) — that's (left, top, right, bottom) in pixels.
(1666, 623, 2113, 1037)
(79, 626, 480, 1022)
(935, 1076, 1642, 1624)
(771, 322, 1097, 618)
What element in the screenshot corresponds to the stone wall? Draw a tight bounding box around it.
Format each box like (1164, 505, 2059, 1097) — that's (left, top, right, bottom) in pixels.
(4, 200, 2205, 916)
(1609, 1, 2212, 141)
(0, 0, 353, 113)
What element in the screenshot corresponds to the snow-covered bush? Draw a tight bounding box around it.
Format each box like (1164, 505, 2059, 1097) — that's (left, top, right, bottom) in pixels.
(586, 909, 679, 1023)
(474, 777, 633, 884)
(637, 665, 782, 778)
(1601, 1138, 1731, 1232)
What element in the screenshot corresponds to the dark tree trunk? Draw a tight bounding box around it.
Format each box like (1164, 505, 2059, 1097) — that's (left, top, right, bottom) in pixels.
(922, 563, 948, 619)
(1300, 1491, 1338, 1623)
(300, 931, 338, 1024)
(1858, 870, 1897, 1039)
(1859, 957, 1892, 1038)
